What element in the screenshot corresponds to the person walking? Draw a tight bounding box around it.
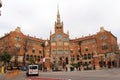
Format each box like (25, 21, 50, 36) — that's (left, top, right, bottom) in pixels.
(1, 65, 5, 74)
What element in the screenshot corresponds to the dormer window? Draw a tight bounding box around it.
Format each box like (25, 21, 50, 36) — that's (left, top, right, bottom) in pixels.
(39, 49, 42, 54)
(100, 35, 107, 40)
(14, 36, 22, 41)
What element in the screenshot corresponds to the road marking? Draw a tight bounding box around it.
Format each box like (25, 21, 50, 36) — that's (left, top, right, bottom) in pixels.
(25, 77, 63, 80)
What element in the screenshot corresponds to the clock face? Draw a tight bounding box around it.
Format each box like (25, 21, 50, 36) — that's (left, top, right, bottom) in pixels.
(57, 34, 62, 39)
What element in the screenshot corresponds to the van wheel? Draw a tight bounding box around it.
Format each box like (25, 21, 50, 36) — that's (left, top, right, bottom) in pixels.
(36, 74, 39, 76)
(26, 73, 29, 76)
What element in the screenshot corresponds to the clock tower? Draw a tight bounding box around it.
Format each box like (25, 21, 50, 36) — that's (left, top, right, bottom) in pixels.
(50, 7, 70, 71)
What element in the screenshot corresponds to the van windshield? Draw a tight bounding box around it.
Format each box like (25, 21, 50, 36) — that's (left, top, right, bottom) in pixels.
(30, 66, 37, 69)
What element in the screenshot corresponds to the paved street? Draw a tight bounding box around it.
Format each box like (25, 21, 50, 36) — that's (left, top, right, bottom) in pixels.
(1, 68, 120, 80)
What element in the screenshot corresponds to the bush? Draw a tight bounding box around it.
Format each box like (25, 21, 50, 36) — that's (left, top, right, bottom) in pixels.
(71, 63, 79, 68)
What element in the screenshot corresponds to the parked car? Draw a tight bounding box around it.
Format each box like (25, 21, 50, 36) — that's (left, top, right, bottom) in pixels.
(21, 66, 27, 71)
(7, 66, 13, 70)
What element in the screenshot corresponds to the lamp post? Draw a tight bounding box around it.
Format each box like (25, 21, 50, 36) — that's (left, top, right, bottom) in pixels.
(115, 50, 119, 68)
(78, 41, 83, 70)
(14, 44, 20, 66)
(23, 38, 28, 66)
(70, 49, 73, 64)
(78, 41, 82, 57)
(41, 42, 45, 71)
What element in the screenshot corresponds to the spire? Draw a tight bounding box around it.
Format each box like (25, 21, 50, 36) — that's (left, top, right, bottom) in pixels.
(54, 5, 63, 33)
(57, 5, 61, 23)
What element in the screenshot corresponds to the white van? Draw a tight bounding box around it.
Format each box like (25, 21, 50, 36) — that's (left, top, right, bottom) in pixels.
(26, 65, 39, 76)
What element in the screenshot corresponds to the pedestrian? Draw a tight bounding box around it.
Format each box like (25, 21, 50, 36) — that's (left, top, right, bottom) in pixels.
(66, 66, 67, 71)
(1, 65, 5, 74)
(93, 65, 95, 70)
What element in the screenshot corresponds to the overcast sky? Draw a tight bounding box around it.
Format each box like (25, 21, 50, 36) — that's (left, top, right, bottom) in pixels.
(0, 0, 120, 44)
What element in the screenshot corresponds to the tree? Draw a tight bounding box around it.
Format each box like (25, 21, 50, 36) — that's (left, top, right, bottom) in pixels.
(0, 51, 12, 66)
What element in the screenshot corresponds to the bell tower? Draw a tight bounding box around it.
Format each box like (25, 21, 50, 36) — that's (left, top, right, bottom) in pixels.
(54, 7, 64, 33)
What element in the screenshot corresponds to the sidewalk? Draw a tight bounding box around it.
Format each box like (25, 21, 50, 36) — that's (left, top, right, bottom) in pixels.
(0, 73, 5, 80)
(0, 70, 22, 80)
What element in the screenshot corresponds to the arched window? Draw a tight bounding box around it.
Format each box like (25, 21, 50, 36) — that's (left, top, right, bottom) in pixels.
(77, 55, 80, 60)
(26, 54, 29, 61)
(71, 55, 75, 61)
(37, 56, 40, 61)
(66, 57, 68, 64)
(34, 55, 36, 61)
(39, 49, 42, 54)
(102, 43, 108, 50)
(32, 48, 35, 53)
(88, 53, 91, 59)
(85, 47, 88, 52)
(84, 54, 87, 60)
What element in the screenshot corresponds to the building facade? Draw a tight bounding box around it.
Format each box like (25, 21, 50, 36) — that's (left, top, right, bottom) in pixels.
(0, 9, 119, 71)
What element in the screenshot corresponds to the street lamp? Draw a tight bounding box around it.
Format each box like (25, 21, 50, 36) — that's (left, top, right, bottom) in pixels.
(14, 44, 20, 66)
(70, 49, 74, 64)
(41, 42, 45, 71)
(23, 38, 28, 66)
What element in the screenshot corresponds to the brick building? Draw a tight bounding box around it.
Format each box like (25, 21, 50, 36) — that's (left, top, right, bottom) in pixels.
(0, 9, 119, 71)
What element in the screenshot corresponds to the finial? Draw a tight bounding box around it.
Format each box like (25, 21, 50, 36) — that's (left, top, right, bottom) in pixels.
(15, 26, 21, 33)
(100, 26, 105, 32)
(57, 4, 60, 17)
(57, 4, 61, 23)
(57, 4, 59, 11)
